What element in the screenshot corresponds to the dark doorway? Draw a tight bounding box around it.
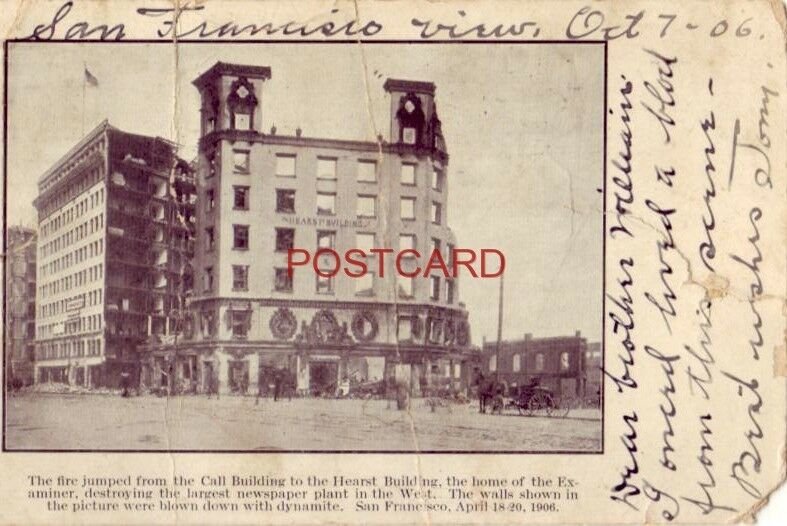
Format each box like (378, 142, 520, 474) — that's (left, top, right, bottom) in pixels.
(75, 367, 85, 387)
(203, 361, 216, 393)
(309, 361, 338, 397)
(228, 360, 249, 394)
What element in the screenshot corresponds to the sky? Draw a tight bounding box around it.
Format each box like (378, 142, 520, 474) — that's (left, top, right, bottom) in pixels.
(6, 42, 604, 344)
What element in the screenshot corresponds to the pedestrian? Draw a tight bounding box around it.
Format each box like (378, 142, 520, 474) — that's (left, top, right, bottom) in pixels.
(120, 371, 130, 398)
(212, 374, 220, 399)
(206, 373, 219, 399)
(240, 374, 249, 396)
(273, 370, 281, 402)
(287, 371, 294, 401)
(255, 373, 265, 405)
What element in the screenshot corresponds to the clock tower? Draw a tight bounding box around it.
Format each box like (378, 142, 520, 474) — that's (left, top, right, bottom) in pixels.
(384, 78, 446, 156)
(192, 62, 272, 136)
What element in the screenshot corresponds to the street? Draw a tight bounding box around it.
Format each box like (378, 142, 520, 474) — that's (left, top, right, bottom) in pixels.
(5, 393, 601, 452)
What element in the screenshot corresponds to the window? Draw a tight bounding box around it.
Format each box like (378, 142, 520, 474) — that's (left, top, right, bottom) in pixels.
(431, 201, 442, 224)
(432, 238, 441, 254)
(489, 355, 497, 372)
(401, 164, 416, 185)
(234, 111, 251, 131)
(430, 275, 440, 300)
(276, 189, 295, 213)
(355, 271, 374, 296)
(513, 354, 521, 373)
(205, 226, 216, 251)
(446, 279, 455, 304)
(233, 225, 249, 250)
(275, 228, 295, 252)
(397, 317, 413, 341)
(204, 267, 214, 292)
(231, 310, 251, 339)
(206, 189, 215, 211)
(357, 195, 376, 218)
(317, 230, 335, 249)
(431, 169, 443, 191)
(357, 160, 376, 182)
(535, 353, 545, 372)
(356, 233, 375, 252)
(276, 154, 296, 177)
(206, 152, 218, 178)
(428, 318, 442, 343)
(397, 275, 414, 298)
(400, 197, 416, 220)
(316, 275, 333, 294)
(233, 186, 249, 210)
(232, 265, 249, 291)
(274, 268, 293, 292)
(317, 158, 337, 180)
(399, 234, 416, 252)
(316, 192, 336, 215)
(201, 310, 217, 337)
(233, 150, 250, 173)
(560, 351, 571, 371)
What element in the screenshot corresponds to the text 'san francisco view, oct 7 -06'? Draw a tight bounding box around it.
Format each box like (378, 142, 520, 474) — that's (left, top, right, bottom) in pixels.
(5, 44, 604, 452)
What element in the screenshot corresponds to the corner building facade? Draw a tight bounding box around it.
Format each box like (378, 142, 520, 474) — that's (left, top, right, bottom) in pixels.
(182, 62, 475, 396)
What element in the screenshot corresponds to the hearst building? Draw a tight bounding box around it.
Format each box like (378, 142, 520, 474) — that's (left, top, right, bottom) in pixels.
(144, 62, 476, 395)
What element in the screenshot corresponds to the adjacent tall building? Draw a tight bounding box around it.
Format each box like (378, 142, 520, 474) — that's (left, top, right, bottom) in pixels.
(33, 122, 196, 387)
(141, 62, 475, 395)
(5, 226, 37, 386)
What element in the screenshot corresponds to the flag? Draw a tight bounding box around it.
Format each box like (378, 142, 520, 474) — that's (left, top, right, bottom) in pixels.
(84, 67, 99, 87)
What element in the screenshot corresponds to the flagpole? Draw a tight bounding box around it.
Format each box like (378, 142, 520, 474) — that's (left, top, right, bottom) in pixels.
(82, 63, 86, 136)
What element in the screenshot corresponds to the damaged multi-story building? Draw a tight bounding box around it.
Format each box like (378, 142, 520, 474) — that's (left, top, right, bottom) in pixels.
(33, 121, 196, 387)
(142, 62, 477, 396)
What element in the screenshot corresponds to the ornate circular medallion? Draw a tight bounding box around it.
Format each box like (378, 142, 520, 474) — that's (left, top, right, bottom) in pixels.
(269, 308, 297, 340)
(351, 311, 379, 342)
(308, 309, 341, 344)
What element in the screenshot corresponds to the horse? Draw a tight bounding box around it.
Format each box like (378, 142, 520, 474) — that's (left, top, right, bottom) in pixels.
(475, 373, 504, 414)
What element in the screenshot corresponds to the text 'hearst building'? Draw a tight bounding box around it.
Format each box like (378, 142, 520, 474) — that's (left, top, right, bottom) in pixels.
(150, 61, 476, 396)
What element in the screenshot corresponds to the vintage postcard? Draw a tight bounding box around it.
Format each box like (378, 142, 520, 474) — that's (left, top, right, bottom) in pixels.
(0, 0, 785, 524)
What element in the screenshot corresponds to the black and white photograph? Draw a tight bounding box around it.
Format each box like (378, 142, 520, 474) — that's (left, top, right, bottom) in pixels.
(4, 42, 604, 452)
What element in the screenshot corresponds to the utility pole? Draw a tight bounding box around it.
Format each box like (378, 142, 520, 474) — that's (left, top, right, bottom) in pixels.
(495, 273, 504, 381)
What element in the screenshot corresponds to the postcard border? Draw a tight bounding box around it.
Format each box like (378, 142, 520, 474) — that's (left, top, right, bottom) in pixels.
(2, 38, 607, 455)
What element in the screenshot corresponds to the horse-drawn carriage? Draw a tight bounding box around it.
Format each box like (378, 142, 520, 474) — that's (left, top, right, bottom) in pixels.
(477, 375, 579, 417)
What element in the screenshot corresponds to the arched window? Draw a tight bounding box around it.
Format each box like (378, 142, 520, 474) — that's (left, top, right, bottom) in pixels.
(489, 355, 497, 372)
(512, 354, 521, 372)
(227, 78, 258, 131)
(396, 93, 426, 145)
(560, 351, 571, 370)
